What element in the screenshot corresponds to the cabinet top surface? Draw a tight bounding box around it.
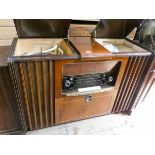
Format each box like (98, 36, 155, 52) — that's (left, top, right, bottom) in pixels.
(12, 37, 151, 62)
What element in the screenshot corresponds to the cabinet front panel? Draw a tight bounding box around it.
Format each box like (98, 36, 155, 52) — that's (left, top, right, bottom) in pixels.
(55, 57, 128, 124)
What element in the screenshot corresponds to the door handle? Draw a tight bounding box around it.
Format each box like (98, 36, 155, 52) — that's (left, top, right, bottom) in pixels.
(85, 95, 92, 102)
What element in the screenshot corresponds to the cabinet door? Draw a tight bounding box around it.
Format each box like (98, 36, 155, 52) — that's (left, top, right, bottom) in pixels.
(56, 93, 112, 124)
(0, 67, 24, 134)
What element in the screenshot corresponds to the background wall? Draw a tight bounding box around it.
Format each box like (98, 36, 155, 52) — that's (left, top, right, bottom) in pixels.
(0, 19, 17, 46)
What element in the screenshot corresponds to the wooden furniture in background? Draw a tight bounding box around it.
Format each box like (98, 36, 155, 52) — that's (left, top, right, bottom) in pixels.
(0, 46, 26, 134)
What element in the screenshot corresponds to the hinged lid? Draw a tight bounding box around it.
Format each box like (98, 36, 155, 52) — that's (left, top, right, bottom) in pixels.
(68, 20, 99, 37)
(93, 19, 142, 39)
(14, 19, 71, 38)
(69, 37, 112, 60)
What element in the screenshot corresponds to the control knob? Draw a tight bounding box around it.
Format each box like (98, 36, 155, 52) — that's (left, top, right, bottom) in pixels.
(64, 80, 71, 88)
(102, 74, 106, 81)
(108, 76, 113, 82)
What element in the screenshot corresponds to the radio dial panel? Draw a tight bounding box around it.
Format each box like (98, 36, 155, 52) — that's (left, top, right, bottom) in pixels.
(62, 73, 115, 93)
(62, 61, 121, 95)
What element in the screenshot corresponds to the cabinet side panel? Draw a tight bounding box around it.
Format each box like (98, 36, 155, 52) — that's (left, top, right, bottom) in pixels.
(17, 60, 54, 131)
(112, 55, 151, 113)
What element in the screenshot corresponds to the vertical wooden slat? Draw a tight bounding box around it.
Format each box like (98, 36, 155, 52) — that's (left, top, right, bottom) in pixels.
(19, 63, 32, 130)
(27, 62, 38, 129)
(31, 62, 40, 128)
(42, 61, 48, 127)
(11, 62, 27, 132)
(35, 62, 43, 128)
(49, 61, 53, 125)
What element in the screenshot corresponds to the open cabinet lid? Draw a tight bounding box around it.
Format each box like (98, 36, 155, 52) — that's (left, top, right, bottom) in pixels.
(69, 37, 112, 60)
(93, 19, 142, 39)
(14, 19, 71, 38)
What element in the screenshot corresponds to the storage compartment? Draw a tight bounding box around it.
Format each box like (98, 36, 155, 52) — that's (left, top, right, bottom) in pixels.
(58, 93, 112, 123)
(95, 39, 147, 53)
(14, 39, 74, 56)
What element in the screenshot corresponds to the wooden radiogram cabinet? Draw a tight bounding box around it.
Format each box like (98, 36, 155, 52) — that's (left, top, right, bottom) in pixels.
(0, 19, 154, 134)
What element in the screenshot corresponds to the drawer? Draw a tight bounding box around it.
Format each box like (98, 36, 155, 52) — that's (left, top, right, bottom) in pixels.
(59, 94, 112, 123)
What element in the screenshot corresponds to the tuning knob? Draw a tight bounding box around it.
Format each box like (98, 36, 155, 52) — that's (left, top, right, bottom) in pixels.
(108, 76, 113, 82)
(64, 80, 71, 88)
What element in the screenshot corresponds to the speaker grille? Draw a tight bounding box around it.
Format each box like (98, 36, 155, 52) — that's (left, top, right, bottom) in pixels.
(112, 56, 150, 113)
(16, 61, 54, 130)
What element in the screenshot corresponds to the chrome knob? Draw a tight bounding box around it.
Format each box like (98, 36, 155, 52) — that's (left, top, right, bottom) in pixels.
(108, 76, 113, 82)
(102, 74, 106, 81)
(65, 80, 71, 88)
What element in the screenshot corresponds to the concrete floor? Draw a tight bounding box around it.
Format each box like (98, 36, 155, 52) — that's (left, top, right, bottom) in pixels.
(27, 82, 155, 135)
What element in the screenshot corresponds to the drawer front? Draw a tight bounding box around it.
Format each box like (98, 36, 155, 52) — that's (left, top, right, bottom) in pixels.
(59, 94, 112, 123)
